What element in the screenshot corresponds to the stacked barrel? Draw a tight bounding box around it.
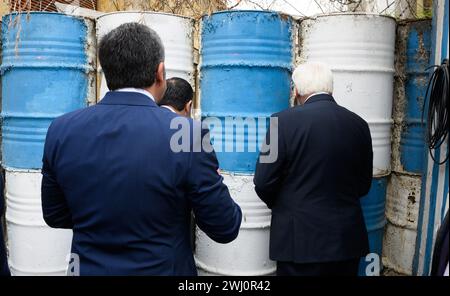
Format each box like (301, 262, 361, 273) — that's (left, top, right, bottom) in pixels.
(300, 13, 396, 275)
(383, 20, 432, 275)
(96, 12, 195, 101)
(195, 11, 293, 276)
(1, 12, 95, 275)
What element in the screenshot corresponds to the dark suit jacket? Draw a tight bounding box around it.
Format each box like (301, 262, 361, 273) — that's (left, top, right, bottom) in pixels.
(41, 91, 242, 276)
(254, 94, 372, 264)
(0, 177, 10, 276)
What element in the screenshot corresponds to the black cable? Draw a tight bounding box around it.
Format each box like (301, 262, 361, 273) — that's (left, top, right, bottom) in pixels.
(422, 59, 450, 165)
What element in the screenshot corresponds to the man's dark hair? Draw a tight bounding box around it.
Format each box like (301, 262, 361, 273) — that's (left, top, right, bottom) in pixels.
(99, 22, 165, 91)
(158, 78, 194, 111)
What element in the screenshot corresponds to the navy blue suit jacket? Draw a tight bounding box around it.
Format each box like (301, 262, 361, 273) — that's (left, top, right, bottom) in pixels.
(41, 91, 242, 276)
(254, 94, 372, 263)
(0, 177, 10, 276)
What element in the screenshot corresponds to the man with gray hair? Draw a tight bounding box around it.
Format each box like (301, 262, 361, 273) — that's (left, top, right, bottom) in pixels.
(254, 62, 373, 276)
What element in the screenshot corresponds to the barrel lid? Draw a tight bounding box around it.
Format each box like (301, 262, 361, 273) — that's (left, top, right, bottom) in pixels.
(303, 12, 396, 22)
(201, 9, 292, 20)
(97, 11, 194, 21)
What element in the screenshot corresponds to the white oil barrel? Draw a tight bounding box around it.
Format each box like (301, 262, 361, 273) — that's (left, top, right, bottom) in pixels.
(383, 173, 422, 275)
(5, 170, 73, 276)
(195, 173, 275, 276)
(96, 12, 195, 101)
(300, 13, 396, 176)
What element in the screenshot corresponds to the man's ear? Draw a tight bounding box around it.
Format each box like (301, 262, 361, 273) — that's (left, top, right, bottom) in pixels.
(294, 88, 300, 106)
(185, 100, 193, 116)
(156, 62, 165, 84)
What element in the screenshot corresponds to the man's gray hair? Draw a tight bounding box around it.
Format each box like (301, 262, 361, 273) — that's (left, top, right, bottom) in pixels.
(292, 62, 334, 96)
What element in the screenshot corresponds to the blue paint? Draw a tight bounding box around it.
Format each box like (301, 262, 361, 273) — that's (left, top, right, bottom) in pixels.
(200, 11, 292, 173)
(400, 20, 432, 173)
(1, 12, 92, 169)
(359, 177, 387, 276)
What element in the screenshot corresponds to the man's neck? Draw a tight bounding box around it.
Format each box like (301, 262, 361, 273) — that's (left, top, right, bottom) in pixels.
(302, 92, 331, 104)
(115, 88, 155, 102)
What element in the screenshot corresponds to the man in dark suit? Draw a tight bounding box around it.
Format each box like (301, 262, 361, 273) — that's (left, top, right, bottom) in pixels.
(41, 23, 242, 276)
(1, 176, 10, 276)
(254, 62, 373, 276)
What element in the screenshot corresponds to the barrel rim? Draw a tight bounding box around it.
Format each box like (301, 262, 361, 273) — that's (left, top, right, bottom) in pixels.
(2, 11, 92, 21)
(303, 12, 396, 22)
(96, 10, 194, 22)
(2, 10, 89, 20)
(3, 168, 42, 174)
(201, 9, 293, 20)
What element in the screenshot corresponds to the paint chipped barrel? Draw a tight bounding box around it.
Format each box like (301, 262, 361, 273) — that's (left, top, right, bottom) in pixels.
(5, 170, 73, 276)
(1, 12, 96, 170)
(196, 10, 293, 275)
(395, 20, 432, 174)
(300, 13, 396, 176)
(382, 20, 431, 276)
(96, 12, 195, 101)
(383, 173, 421, 275)
(200, 11, 292, 173)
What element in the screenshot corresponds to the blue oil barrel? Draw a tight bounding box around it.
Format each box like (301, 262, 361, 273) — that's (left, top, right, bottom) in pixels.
(359, 177, 388, 276)
(1, 12, 95, 169)
(200, 11, 292, 173)
(399, 20, 432, 173)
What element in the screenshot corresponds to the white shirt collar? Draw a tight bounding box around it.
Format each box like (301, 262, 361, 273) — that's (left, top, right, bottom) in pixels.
(304, 92, 331, 104)
(161, 105, 177, 113)
(115, 88, 155, 102)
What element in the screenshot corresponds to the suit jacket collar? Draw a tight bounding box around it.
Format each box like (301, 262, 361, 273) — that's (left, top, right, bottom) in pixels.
(304, 93, 336, 105)
(99, 91, 158, 107)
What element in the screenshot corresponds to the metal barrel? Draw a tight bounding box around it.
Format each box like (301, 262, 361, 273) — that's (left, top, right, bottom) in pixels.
(1, 12, 93, 276)
(200, 10, 292, 173)
(96, 12, 195, 101)
(359, 177, 388, 275)
(5, 170, 73, 276)
(195, 174, 274, 276)
(398, 20, 432, 174)
(196, 10, 293, 276)
(383, 173, 422, 275)
(383, 20, 431, 276)
(300, 13, 396, 176)
(1, 12, 96, 170)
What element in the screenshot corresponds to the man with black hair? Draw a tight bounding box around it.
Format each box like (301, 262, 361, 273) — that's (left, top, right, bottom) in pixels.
(158, 77, 193, 117)
(41, 22, 242, 276)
